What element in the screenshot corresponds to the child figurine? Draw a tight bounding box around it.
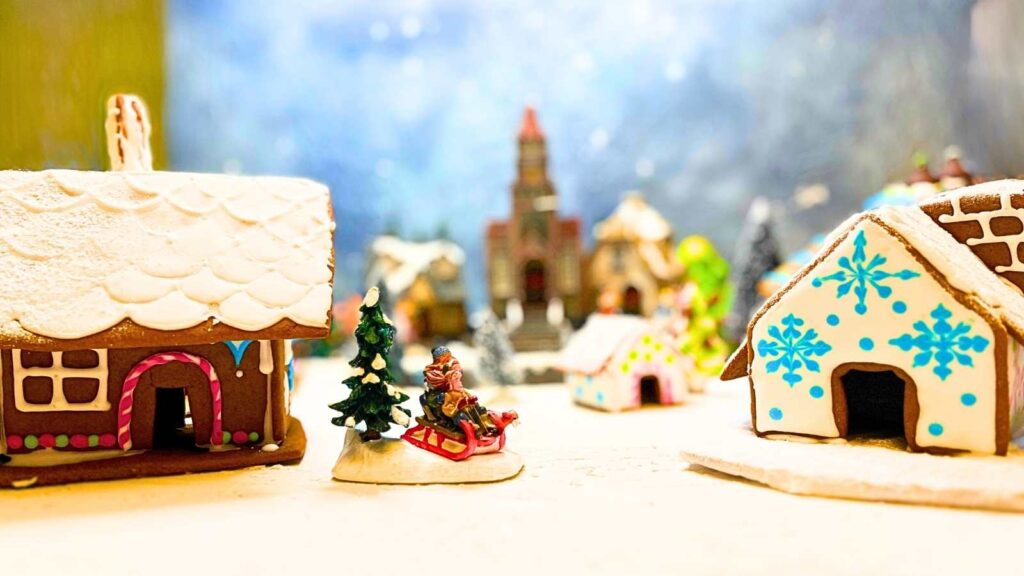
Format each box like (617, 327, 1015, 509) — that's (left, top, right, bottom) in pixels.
(402, 347, 518, 461)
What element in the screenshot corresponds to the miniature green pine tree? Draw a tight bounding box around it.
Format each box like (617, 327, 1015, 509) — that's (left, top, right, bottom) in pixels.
(329, 287, 411, 441)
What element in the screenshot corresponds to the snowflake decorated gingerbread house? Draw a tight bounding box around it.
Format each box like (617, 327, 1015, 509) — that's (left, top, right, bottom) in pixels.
(0, 95, 335, 485)
(723, 180, 1024, 455)
(560, 314, 692, 411)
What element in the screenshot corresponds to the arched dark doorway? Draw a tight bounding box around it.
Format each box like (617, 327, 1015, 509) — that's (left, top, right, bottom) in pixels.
(623, 286, 642, 315)
(639, 375, 661, 405)
(524, 260, 546, 304)
(831, 363, 919, 449)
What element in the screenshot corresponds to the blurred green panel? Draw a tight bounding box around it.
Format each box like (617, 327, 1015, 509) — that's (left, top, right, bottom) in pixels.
(0, 0, 166, 170)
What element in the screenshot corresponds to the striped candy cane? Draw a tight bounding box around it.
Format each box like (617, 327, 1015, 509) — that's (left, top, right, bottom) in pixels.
(118, 352, 223, 451)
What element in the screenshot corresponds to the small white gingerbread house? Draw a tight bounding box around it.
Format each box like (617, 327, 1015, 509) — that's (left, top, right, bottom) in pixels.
(723, 180, 1024, 455)
(559, 314, 691, 411)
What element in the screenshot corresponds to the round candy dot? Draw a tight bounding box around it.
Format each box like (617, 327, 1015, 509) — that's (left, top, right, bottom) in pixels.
(87, 435, 100, 448)
(235, 370, 243, 378)
(892, 301, 907, 314)
(24, 435, 39, 450)
(6, 435, 23, 450)
(55, 434, 69, 448)
(809, 385, 824, 399)
(928, 422, 944, 436)
(575, 386, 583, 397)
(233, 431, 249, 444)
(961, 393, 977, 407)
(769, 407, 784, 421)
(855, 303, 867, 315)
(222, 431, 232, 444)
(248, 432, 260, 443)
(826, 314, 839, 326)
(596, 391, 605, 404)
(39, 433, 55, 448)
(859, 337, 874, 351)
(70, 435, 88, 449)
(99, 434, 116, 448)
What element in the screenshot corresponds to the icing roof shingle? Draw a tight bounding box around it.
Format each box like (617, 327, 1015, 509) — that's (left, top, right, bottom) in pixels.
(0, 169, 335, 348)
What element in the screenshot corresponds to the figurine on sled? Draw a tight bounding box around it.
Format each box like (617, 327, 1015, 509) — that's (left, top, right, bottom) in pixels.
(402, 346, 519, 461)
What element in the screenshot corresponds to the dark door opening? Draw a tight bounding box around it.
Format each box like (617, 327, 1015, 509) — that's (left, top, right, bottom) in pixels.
(524, 260, 546, 305)
(839, 369, 907, 437)
(639, 375, 661, 405)
(623, 286, 641, 315)
(153, 387, 193, 449)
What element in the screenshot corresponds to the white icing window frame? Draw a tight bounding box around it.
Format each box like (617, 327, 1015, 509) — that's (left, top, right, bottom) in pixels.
(13, 349, 111, 412)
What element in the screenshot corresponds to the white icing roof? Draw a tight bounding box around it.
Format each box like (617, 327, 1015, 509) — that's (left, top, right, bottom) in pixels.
(558, 314, 653, 374)
(594, 192, 673, 243)
(366, 235, 465, 296)
(876, 204, 1024, 341)
(0, 170, 335, 342)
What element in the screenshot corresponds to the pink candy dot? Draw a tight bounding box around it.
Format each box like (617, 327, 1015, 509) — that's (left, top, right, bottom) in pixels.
(39, 434, 55, 448)
(232, 430, 249, 444)
(6, 435, 22, 450)
(70, 435, 89, 449)
(99, 434, 116, 448)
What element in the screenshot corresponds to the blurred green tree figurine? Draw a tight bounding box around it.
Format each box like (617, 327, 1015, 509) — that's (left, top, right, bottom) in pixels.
(675, 235, 735, 377)
(329, 287, 412, 441)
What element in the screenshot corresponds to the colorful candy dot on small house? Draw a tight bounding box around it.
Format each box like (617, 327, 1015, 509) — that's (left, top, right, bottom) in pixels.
(559, 314, 698, 412)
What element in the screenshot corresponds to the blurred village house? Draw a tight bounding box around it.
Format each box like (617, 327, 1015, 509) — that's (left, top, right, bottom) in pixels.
(365, 235, 468, 342)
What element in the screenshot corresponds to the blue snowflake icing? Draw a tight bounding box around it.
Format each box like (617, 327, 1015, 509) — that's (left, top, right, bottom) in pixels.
(812, 230, 920, 315)
(888, 304, 990, 381)
(757, 314, 832, 386)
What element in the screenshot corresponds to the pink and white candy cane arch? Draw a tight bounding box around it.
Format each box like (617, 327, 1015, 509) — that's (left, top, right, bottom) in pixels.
(118, 352, 223, 451)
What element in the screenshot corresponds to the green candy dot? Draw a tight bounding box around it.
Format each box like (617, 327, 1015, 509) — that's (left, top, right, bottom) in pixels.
(24, 435, 38, 450)
(88, 435, 99, 447)
(222, 431, 231, 444)
(248, 432, 260, 443)
(55, 434, 69, 448)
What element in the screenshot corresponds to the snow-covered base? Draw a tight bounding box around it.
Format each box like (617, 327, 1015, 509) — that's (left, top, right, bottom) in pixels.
(679, 419, 1024, 512)
(331, 429, 523, 485)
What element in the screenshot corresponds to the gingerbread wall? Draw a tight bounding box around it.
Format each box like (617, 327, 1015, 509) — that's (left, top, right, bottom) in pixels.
(1, 341, 287, 454)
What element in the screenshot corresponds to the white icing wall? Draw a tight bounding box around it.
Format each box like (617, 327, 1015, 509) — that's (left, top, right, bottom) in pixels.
(750, 220, 1000, 453)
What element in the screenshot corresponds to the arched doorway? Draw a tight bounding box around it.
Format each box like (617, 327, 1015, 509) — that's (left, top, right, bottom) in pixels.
(623, 286, 642, 315)
(831, 363, 919, 449)
(639, 375, 661, 405)
(524, 260, 546, 305)
(118, 352, 224, 451)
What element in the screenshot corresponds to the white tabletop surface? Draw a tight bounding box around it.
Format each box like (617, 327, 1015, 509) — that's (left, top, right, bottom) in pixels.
(2, 357, 1022, 576)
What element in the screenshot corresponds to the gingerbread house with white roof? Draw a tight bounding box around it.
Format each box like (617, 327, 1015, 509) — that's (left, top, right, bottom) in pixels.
(0, 95, 334, 485)
(723, 180, 1024, 455)
(560, 314, 693, 411)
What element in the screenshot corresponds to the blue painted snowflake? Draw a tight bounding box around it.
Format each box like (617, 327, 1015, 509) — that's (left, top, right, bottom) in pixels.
(757, 314, 832, 386)
(889, 304, 990, 381)
(812, 230, 919, 315)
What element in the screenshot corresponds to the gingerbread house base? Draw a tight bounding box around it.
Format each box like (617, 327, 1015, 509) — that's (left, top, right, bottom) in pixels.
(332, 428, 523, 484)
(679, 417, 1024, 513)
(0, 417, 306, 489)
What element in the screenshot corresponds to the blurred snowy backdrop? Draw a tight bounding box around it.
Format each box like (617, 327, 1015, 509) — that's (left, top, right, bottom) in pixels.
(5, 0, 1024, 310)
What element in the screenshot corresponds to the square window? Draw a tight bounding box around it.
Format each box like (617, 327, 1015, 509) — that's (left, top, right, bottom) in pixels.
(63, 350, 100, 369)
(22, 376, 54, 404)
(64, 378, 101, 404)
(20, 351, 53, 369)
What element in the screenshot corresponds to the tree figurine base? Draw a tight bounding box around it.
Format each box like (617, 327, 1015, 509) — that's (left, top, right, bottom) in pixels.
(331, 429, 524, 485)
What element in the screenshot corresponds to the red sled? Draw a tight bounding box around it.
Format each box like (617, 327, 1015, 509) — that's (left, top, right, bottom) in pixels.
(402, 411, 518, 461)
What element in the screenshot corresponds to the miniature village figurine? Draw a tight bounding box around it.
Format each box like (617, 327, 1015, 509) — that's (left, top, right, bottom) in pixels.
(331, 296, 524, 483)
(329, 287, 412, 441)
(0, 94, 335, 487)
(402, 347, 519, 461)
(723, 179, 1024, 456)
